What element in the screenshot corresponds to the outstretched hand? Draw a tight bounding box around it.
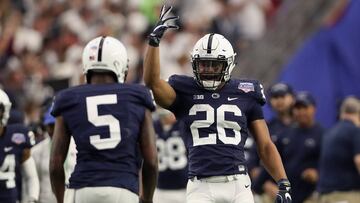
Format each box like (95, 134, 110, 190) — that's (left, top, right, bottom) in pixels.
(148, 5, 179, 47)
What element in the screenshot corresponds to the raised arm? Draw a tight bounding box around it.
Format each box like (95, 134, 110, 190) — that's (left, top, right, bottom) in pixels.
(144, 46, 176, 108)
(143, 5, 178, 108)
(139, 109, 158, 203)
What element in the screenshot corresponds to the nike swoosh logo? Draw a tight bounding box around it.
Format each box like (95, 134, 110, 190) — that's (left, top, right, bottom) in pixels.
(245, 184, 250, 188)
(227, 97, 238, 101)
(4, 147, 13, 152)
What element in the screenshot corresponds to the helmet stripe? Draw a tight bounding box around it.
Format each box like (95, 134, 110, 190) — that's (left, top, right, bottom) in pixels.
(97, 36, 106, 62)
(207, 33, 215, 54)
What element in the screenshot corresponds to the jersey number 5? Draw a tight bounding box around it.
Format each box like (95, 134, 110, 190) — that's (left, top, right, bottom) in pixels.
(190, 104, 242, 146)
(86, 94, 121, 150)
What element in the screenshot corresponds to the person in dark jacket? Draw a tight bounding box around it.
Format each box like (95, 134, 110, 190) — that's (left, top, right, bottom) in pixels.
(253, 91, 324, 203)
(317, 96, 360, 203)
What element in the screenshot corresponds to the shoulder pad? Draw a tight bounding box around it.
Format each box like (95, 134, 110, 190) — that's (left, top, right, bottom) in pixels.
(168, 75, 196, 91)
(51, 89, 68, 117)
(237, 79, 266, 106)
(133, 84, 156, 112)
(7, 124, 35, 147)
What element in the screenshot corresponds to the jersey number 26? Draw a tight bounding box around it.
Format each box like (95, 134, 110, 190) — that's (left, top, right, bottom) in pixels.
(190, 104, 242, 146)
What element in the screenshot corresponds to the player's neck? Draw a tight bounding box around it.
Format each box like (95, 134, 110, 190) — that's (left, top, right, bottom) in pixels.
(90, 77, 116, 84)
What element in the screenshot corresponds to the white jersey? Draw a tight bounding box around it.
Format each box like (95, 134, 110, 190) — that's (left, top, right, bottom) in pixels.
(31, 136, 56, 203)
(64, 137, 77, 186)
(22, 135, 77, 203)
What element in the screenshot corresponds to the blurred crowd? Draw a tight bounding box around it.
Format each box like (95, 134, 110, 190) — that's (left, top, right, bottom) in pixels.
(0, 0, 280, 128)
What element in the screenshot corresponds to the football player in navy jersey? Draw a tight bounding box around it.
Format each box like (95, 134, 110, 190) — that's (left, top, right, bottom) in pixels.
(49, 36, 158, 203)
(144, 5, 292, 203)
(153, 107, 187, 203)
(0, 89, 39, 203)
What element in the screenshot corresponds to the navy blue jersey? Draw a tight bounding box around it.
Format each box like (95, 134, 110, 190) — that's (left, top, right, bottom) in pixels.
(167, 75, 265, 178)
(317, 120, 360, 193)
(154, 120, 188, 190)
(0, 124, 34, 203)
(52, 83, 155, 194)
(276, 123, 324, 203)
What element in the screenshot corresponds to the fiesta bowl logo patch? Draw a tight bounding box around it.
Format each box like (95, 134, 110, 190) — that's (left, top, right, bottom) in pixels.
(238, 82, 254, 93)
(11, 133, 26, 145)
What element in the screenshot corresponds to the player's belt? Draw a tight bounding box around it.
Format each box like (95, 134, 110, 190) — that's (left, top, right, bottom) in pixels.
(190, 165, 248, 183)
(191, 174, 243, 183)
(191, 166, 248, 183)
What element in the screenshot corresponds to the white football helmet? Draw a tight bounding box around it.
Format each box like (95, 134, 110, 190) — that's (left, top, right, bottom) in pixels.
(0, 89, 12, 126)
(191, 33, 236, 90)
(82, 36, 128, 83)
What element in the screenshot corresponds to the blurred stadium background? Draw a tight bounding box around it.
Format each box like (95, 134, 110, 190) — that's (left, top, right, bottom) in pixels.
(1, 0, 360, 202)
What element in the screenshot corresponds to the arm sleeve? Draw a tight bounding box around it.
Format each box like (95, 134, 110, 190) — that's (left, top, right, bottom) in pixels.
(21, 156, 40, 201)
(253, 81, 266, 106)
(23, 130, 36, 149)
(51, 90, 69, 117)
(247, 102, 264, 123)
(142, 87, 156, 112)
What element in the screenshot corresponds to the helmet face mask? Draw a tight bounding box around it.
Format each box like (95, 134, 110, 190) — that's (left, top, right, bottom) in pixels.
(82, 36, 129, 83)
(192, 57, 227, 89)
(191, 33, 236, 90)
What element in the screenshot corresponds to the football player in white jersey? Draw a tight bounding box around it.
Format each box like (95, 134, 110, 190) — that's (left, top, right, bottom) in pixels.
(29, 105, 77, 203)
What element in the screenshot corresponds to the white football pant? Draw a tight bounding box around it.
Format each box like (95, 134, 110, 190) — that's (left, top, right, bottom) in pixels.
(153, 188, 186, 203)
(186, 174, 254, 203)
(64, 187, 138, 203)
